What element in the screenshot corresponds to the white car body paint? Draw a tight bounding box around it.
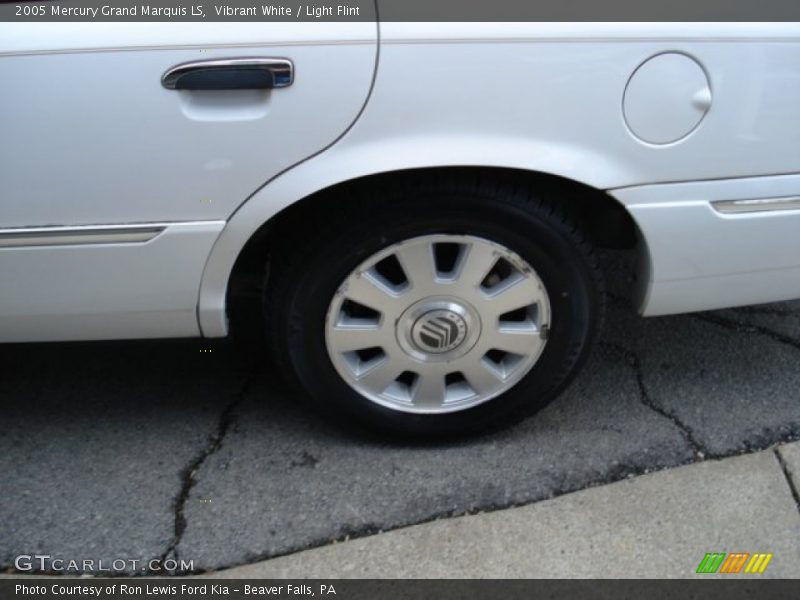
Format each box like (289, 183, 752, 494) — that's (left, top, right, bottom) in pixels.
(1, 22, 799, 341)
(0, 24, 377, 226)
(0, 221, 225, 341)
(0, 23, 376, 342)
(611, 173, 800, 315)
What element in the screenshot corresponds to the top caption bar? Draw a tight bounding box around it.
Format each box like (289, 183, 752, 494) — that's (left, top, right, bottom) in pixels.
(3, 0, 800, 22)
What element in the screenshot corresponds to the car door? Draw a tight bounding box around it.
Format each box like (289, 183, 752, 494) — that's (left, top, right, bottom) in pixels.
(0, 23, 377, 342)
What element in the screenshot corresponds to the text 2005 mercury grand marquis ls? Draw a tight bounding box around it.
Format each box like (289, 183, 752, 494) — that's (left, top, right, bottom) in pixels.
(1, 22, 799, 434)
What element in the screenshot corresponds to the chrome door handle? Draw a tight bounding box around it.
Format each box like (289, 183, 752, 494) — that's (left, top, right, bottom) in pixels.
(161, 58, 293, 90)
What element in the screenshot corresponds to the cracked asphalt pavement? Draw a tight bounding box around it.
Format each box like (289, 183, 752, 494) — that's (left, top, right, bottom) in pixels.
(2, 253, 799, 575)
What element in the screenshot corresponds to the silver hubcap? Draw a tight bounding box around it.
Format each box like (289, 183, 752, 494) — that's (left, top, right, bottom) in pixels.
(325, 234, 551, 414)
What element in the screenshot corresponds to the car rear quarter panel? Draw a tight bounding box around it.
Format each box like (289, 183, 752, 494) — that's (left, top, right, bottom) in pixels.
(200, 23, 800, 335)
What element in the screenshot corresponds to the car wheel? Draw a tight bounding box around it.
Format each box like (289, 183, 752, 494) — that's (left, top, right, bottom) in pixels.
(265, 175, 604, 436)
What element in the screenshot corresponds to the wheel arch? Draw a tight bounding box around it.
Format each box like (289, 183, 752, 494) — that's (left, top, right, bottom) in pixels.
(199, 163, 646, 338)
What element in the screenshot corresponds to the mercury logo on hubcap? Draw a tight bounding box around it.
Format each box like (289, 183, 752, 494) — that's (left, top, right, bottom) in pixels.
(411, 309, 468, 354)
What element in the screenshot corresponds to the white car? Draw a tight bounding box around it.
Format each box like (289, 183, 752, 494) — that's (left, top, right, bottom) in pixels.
(2, 22, 799, 434)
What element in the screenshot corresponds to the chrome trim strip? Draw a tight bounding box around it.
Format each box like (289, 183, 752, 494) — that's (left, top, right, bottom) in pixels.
(0, 225, 165, 248)
(713, 196, 800, 214)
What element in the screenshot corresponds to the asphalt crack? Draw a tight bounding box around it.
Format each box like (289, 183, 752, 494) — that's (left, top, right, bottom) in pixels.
(775, 448, 800, 516)
(693, 313, 800, 352)
(600, 341, 706, 460)
(151, 366, 257, 575)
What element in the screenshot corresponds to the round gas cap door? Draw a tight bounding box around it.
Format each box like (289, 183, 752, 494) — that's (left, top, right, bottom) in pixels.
(623, 53, 712, 145)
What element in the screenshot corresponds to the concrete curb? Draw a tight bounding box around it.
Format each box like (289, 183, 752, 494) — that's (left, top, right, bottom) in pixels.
(210, 442, 800, 579)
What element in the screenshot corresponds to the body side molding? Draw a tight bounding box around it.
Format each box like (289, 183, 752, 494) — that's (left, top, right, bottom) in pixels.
(0, 224, 166, 248)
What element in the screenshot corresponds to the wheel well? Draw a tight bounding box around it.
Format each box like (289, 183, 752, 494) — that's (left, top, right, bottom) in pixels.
(227, 167, 641, 334)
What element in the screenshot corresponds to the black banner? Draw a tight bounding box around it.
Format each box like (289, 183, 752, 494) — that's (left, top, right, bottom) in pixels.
(3, 579, 800, 600)
(3, 0, 800, 22)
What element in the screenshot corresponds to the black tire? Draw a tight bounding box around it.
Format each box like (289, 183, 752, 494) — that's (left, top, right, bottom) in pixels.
(264, 174, 604, 436)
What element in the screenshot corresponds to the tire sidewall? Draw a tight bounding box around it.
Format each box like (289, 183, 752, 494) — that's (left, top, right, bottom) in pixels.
(279, 191, 599, 435)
